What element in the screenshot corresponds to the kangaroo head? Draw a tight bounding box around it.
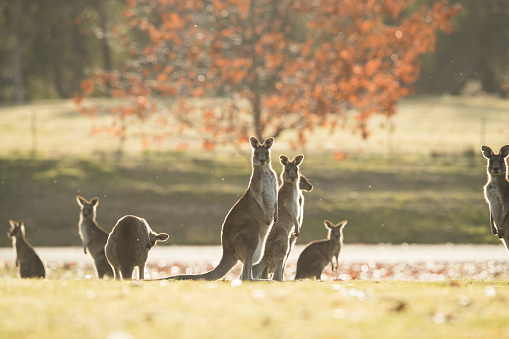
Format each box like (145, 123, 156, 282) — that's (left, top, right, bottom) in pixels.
(7, 220, 25, 239)
(250, 137, 274, 167)
(76, 195, 99, 219)
(299, 174, 313, 192)
(148, 231, 170, 249)
(139, 217, 170, 249)
(280, 154, 304, 184)
(324, 220, 347, 240)
(481, 145, 509, 177)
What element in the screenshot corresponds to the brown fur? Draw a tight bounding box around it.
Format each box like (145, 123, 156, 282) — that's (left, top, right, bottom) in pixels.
(294, 220, 347, 280)
(105, 215, 168, 280)
(7, 220, 46, 279)
(162, 137, 278, 281)
(481, 145, 509, 251)
(283, 174, 313, 272)
(252, 154, 304, 281)
(76, 195, 114, 278)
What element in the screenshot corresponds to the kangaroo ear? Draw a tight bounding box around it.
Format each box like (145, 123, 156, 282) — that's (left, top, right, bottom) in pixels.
(156, 233, 169, 242)
(280, 155, 289, 166)
(250, 137, 260, 149)
(500, 145, 509, 158)
(76, 195, 86, 206)
(9, 219, 16, 228)
(90, 197, 100, 206)
(337, 220, 348, 228)
(481, 145, 495, 159)
(294, 154, 304, 166)
(324, 220, 333, 229)
(263, 137, 274, 150)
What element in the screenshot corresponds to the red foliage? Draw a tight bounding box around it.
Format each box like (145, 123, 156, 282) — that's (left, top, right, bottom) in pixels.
(76, 0, 460, 150)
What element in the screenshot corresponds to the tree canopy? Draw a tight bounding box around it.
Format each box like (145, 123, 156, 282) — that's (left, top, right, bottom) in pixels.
(75, 0, 460, 150)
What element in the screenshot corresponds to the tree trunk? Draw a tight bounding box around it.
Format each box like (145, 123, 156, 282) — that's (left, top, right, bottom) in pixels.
(96, 2, 112, 73)
(252, 74, 263, 141)
(12, 0, 25, 104)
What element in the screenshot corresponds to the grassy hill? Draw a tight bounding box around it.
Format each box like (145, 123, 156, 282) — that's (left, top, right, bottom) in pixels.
(1, 95, 508, 246)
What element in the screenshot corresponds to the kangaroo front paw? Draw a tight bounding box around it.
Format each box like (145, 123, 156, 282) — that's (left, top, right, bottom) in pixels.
(498, 228, 504, 239)
(264, 216, 272, 225)
(492, 226, 498, 236)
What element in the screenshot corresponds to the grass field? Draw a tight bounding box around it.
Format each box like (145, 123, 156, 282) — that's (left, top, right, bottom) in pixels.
(1, 95, 509, 247)
(0, 278, 508, 339)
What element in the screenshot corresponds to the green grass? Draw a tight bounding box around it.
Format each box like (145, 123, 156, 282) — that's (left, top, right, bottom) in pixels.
(1, 96, 508, 246)
(0, 151, 496, 246)
(0, 279, 508, 338)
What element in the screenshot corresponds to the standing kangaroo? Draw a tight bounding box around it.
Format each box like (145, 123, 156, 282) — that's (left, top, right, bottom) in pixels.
(283, 174, 313, 272)
(7, 220, 46, 279)
(252, 154, 304, 281)
(481, 145, 509, 250)
(105, 215, 169, 280)
(76, 195, 114, 278)
(162, 137, 278, 281)
(294, 220, 347, 280)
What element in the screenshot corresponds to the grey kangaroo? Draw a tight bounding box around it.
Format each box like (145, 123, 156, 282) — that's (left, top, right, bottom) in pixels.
(252, 154, 304, 281)
(7, 220, 46, 279)
(294, 220, 347, 280)
(76, 195, 114, 278)
(162, 136, 278, 281)
(283, 174, 313, 272)
(481, 145, 509, 251)
(105, 215, 169, 280)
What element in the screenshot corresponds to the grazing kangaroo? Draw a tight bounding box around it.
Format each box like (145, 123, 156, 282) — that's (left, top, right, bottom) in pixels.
(481, 145, 509, 250)
(7, 220, 46, 279)
(76, 195, 114, 278)
(294, 220, 347, 280)
(283, 174, 313, 272)
(252, 154, 304, 281)
(162, 136, 278, 281)
(105, 215, 169, 280)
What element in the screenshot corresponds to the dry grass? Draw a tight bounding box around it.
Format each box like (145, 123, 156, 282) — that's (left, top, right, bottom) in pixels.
(0, 278, 508, 339)
(2, 95, 509, 157)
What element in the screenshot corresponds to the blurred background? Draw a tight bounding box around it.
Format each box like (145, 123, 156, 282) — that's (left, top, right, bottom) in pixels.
(1, 0, 509, 248)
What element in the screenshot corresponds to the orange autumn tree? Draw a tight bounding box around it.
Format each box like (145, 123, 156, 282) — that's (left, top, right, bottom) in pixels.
(75, 0, 460, 150)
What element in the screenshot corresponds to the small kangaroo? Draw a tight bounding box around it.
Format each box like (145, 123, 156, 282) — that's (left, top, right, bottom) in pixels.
(7, 220, 46, 279)
(294, 220, 347, 280)
(252, 154, 304, 281)
(76, 195, 114, 278)
(481, 145, 509, 250)
(105, 215, 169, 280)
(283, 174, 313, 272)
(162, 136, 278, 281)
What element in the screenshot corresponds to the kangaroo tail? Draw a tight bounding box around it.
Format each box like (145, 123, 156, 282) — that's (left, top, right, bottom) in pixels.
(161, 252, 238, 281)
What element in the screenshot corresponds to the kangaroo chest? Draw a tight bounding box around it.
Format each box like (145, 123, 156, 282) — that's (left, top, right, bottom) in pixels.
(281, 187, 300, 218)
(79, 220, 100, 244)
(260, 171, 277, 213)
(484, 183, 507, 225)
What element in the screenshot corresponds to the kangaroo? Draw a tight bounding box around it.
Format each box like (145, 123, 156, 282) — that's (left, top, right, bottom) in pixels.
(76, 195, 114, 278)
(252, 154, 304, 281)
(481, 145, 509, 250)
(162, 136, 278, 281)
(283, 174, 313, 272)
(105, 215, 169, 280)
(7, 220, 46, 279)
(294, 220, 347, 280)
